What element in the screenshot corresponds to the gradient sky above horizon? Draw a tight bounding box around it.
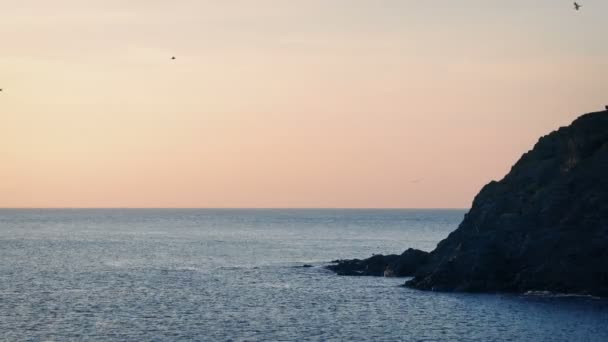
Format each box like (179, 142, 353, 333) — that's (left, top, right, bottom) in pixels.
(1, 0, 607, 208)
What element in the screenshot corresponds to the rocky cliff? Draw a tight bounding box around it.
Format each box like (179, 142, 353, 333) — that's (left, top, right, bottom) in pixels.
(331, 110, 608, 297)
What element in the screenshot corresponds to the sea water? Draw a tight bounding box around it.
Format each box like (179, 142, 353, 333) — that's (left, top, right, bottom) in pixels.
(1, 209, 607, 341)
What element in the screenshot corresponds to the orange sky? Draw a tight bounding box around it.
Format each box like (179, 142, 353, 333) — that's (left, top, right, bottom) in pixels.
(1, 1, 607, 208)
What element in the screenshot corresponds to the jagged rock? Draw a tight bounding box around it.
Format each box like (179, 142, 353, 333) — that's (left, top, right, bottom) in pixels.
(406, 110, 608, 296)
(392, 248, 431, 276)
(328, 110, 608, 297)
(326, 249, 430, 277)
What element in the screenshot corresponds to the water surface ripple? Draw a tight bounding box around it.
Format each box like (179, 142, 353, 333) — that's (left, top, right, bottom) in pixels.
(1, 209, 607, 341)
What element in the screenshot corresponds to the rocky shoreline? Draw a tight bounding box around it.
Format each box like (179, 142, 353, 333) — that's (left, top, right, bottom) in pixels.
(326, 249, 429, 277)
(328, 110, 608, 297)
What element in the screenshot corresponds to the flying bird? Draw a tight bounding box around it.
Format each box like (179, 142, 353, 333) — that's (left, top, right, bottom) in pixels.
(171, 56, 176, 60)
(574, 2, 581, 10)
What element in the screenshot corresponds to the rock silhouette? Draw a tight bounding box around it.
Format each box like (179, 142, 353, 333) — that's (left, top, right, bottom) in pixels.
(329, 110, 608, 297)
(327, 249, 430, 277)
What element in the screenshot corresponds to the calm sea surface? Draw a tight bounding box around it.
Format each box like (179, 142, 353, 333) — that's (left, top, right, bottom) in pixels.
(1, 209, 607, 341)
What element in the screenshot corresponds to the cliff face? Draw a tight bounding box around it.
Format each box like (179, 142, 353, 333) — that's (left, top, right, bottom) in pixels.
(406, 110, 608, 296)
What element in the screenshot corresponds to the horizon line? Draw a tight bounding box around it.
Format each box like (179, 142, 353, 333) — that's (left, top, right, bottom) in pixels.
(0, 207, 469, 210)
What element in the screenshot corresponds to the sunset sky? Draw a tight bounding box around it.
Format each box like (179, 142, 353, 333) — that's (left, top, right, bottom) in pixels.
(1, 0, 607, 208)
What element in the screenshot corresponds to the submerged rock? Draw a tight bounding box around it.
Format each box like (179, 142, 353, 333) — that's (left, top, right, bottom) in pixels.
(405, 110, 608, 296)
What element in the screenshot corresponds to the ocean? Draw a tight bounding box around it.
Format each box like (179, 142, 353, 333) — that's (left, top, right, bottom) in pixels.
(1, 209, 607, 341)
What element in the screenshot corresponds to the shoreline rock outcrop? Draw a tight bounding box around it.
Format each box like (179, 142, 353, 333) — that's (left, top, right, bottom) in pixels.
(328, 110, 608, 297)
(327, 248, 430, 277)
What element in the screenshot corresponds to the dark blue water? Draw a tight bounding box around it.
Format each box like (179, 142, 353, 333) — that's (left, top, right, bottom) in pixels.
(1, 209, 607, 341)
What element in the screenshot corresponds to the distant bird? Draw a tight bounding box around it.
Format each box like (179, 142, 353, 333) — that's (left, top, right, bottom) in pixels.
(171, 56, 176, 60)
(574, 2, 581, 10)
(411, 179, 422, 184)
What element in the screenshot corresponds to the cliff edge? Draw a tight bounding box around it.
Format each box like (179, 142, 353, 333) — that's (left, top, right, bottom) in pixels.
(329, 110, 608, 297)
(406, 110, 608, 296)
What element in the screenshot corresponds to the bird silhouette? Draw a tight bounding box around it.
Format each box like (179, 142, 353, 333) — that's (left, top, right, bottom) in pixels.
(171, 56, 176, 60)
(574, 2, 581, 10)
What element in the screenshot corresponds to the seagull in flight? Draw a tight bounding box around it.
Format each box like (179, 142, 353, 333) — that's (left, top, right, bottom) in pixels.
(574, 2, 582, 10)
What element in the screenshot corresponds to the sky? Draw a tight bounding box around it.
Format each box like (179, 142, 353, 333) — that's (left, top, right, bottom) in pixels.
(1, 0, 607, 208)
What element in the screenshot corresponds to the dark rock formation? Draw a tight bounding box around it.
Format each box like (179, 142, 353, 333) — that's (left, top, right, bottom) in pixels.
(331, 110, 608, 297)
(406, 110, 608, 296)
(327, 248, 429, 277)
